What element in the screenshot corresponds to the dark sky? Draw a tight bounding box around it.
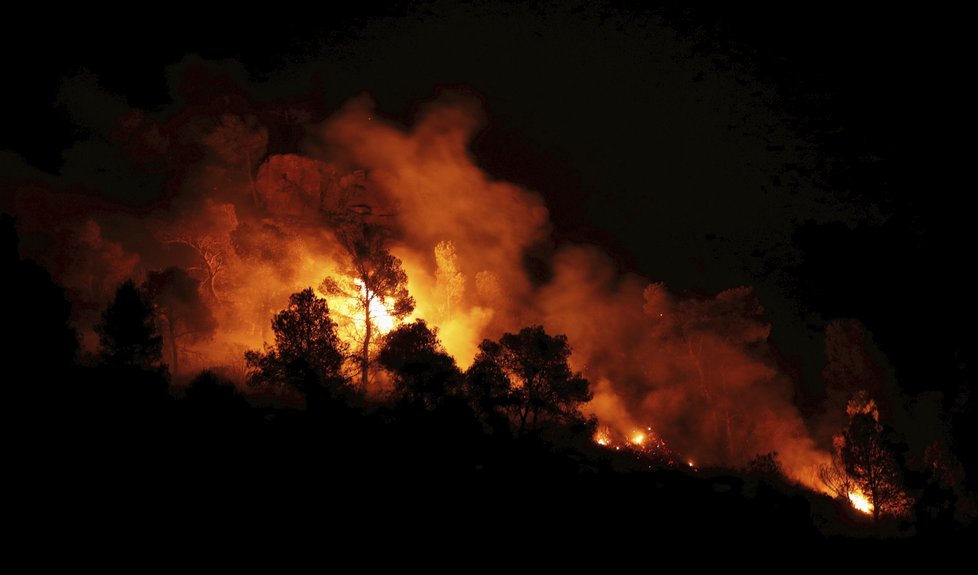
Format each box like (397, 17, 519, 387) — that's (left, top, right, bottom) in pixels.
(2, 3, 972, 400)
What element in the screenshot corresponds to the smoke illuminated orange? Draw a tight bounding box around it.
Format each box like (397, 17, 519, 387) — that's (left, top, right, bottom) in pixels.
(595, 430, 611, 446)
(7, 86, 848, 503)
(630, 431, 646, 446)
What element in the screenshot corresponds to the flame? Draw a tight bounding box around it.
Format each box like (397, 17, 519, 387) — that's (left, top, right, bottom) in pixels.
(593, 424, 688, 468)
(354, 278, 395, 334)
(17, 83, 889, 504)
(847, 490, 873, 515)
(594, 429, 611, 446)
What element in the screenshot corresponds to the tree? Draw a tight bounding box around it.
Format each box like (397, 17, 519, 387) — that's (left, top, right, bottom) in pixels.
(98, 280, 163, 368)
(820, 319, 899, 436)
(817, 437, 856, 504)
(201, 114, 268, 208)
(245, 288, 348, 404)
(747, 452, 786, 480)
(468, 326, 591, 434)
(819, 392, 912, 521)
(320, 224, 414, 392)
(655, 284, 772, 462)
(434, 240, 464, 320)
(377, 320, 461, 408)
(143, 267, 217, 374)
(184, 370, 249, 417)
(841, 411, 911, 522)
(1, 213, 78, 372)
(163, 233, 228, 302)
(2, 213, 78, 425)
(465, 339, 513, 432)
(157, 199, 237, 303)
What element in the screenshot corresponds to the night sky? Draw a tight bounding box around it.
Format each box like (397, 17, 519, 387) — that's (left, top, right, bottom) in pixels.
(3, 4, 972, 458)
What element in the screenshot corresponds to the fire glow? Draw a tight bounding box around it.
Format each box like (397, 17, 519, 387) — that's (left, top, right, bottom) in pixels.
(355, 278, 395, 334)
(4, 79, 898, 519)
(848, 490, 874, 515)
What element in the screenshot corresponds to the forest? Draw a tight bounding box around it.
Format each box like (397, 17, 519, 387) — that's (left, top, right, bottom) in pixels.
(2, 3, 974, 549)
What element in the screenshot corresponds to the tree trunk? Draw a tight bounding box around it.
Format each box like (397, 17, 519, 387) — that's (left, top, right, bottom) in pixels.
(685, 336, 721, 444)
(245, 154, 261, 209)
(168, 315, 179, 374)
(361, 302, 371, 393)
(207, 269, 219, 302)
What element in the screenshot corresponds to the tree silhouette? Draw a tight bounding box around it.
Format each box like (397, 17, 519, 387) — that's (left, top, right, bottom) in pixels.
(321, 224, 414, 392)
(1, 213, 78, 372)
(184, 369, 250, 418)
(434, 240, 464, 320)
(468, 325, 591, 434)
(672, 285, 770, 461)
(162, 233, 229, 302)
(1, 213, 78, 428)
(378, 320, 461, 408)
(143, 267, 217, 374)
(819, 392, 913, 521)
(464, 339, 513, 432)
(98, 280, 163, 368)
(817, 440, 856, 505)
(245, 288, 348, 406)
(842, 411, 911, 521)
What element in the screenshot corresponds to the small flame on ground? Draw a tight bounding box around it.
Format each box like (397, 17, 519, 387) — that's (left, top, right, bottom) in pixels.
(847, 490, 873, 515)
(594, 429, 611, 446)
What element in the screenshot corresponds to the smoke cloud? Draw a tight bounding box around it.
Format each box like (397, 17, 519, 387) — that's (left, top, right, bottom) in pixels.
(2, 64, 833, 486)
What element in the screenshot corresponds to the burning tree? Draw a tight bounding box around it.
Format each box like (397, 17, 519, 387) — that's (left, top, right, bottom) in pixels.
(819, 392, 911, 521)
(467, 326, 592, 434)
(320, 224, 415, 393)
(841, 410, 911, 521)
(163, 233, 229, 302)
(434, 240, 464, 320)
(245, 288, 348, 405)
(655, 284, 772, 463)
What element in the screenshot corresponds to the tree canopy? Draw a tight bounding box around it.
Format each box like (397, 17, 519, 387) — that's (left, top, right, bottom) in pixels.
(245, 288, 348, 403)
(842, 410, 911, 521)
(378, 320, 461, 409)
(98, 280, 163, 368)
(321, 223, 414, 392)
(467, 325, 591, 434)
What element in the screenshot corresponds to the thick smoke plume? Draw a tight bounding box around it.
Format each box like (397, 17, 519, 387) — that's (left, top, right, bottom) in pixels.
(2, 66, 832, 487)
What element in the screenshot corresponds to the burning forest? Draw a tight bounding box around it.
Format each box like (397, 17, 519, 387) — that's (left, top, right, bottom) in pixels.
(2, 4, 974, 544)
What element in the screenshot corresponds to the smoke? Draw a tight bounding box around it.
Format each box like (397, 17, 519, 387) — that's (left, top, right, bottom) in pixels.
(2, 65, 833, 485)
(538, 246, 830, 485)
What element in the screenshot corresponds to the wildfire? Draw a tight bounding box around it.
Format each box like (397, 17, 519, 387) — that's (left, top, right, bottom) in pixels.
(593, 425, 687, 469)
(847, 490, 873, 515)
(594, 429, 611, 446)
(354, 278, 395, 334)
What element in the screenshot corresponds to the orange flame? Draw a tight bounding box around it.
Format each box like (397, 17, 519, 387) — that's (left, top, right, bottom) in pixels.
(594, 429, 612, 446)
(355, 278, 396, 334)
(847, 490, 873, 515)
